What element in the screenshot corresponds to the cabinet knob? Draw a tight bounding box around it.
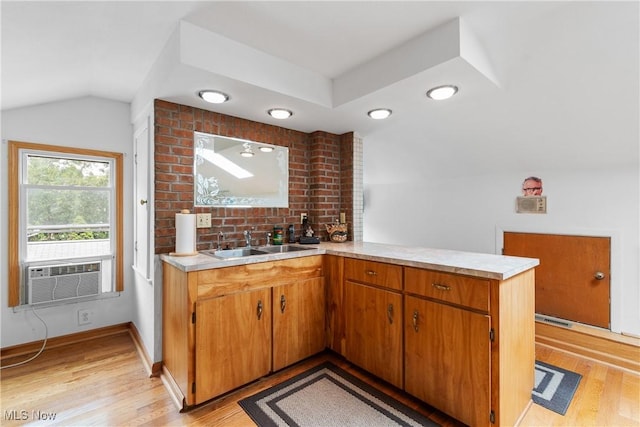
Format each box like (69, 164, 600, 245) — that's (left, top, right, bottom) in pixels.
(366, 270, 377, 276)
(256, 300, 263, 320)
(594, 271, 605, 280)
(139, 199, 148, 205)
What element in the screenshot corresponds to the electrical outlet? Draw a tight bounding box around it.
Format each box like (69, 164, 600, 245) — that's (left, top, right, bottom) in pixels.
(196, 213, 211, 228)
(78, 309, 91, 326)
(300, 213, 308, 224)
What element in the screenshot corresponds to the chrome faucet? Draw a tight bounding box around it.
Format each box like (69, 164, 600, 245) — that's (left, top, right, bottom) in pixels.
(244, 229, 252, 247)
(217, 231, 224, 250)
(265, 232, 272, 246)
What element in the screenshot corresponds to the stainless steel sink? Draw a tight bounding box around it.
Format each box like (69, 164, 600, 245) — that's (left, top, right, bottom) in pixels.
(201, 248, 269, 259)
(200, 245, 315, 259)
(201, 245, 315, 259)
(258, 245, 315, 254)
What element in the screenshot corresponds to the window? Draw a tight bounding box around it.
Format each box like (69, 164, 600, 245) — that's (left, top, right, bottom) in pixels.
(8, 141, 123, 307)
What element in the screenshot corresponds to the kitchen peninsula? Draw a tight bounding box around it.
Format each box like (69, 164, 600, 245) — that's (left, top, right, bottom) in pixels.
(161, 242, 538, 426)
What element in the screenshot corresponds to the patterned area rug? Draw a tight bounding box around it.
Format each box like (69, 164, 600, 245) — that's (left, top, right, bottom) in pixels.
(533, 360, 582, 415)
(239, 362, 439, 427)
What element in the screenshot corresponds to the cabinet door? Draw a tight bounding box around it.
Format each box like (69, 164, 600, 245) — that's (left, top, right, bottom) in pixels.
(273, 277, 326, 371)
(195, 288, 271, 404)
(345, 281, 403, 388)
(405, 296, 491, 427)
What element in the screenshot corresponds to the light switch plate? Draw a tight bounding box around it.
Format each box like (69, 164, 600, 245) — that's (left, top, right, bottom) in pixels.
(196, 213, 212, 228)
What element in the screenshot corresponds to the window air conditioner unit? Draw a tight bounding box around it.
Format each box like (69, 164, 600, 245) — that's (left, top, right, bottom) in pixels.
(27, 262, 101, 305)
(516, 196, 547, 214)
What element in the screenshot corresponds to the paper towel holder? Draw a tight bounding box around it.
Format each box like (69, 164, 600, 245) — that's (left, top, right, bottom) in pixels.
(170, 209, 199, 257)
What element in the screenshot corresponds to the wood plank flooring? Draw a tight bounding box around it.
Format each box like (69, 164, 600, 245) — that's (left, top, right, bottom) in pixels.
(1, 331, 638, 426)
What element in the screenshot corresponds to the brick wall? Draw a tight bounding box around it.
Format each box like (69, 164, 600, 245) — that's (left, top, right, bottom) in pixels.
(154, 100, 354, 254)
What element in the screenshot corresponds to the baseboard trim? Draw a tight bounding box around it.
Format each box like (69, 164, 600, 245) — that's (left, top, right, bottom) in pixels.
(1, 323, 130, 363)
(536, 321, 640, 375)
(160, 366, 187, 411)
(128, 323, 162, 377)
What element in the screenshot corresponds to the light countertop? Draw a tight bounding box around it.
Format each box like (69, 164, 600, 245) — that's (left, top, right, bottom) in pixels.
(160, 241, 539, 281)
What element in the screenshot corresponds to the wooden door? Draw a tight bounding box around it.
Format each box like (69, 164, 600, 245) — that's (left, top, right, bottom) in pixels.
(272, 277, 326, 371)
(405, 296, 491, 427)
(345, 281, 403, 388)
(195, 289, 271, 404)
(503, 232, 610, 328)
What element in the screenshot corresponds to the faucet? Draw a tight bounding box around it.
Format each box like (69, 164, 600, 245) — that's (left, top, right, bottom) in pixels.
(265, 232, 272, 246)
(217, 231, 224, 250)
(244, 229, 252, 247)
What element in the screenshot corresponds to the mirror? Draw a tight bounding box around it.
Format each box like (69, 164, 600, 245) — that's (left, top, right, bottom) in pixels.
(194, 131, 288, 207)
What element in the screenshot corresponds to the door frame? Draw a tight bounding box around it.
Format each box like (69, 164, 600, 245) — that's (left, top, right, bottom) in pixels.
(495, 224, 621, 333)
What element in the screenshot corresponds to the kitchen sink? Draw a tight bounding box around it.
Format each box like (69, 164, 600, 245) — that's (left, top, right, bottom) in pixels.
(201, 245, 315, 259)
(258, 245, 315, 254)
(201, 248, 269, 259)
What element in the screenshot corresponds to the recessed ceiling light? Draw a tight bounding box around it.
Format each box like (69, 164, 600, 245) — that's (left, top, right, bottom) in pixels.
(259, 146, 274, 153)
(267, 108, 293, 119)
(367, 108, 392, 120)
(426, 85, 458, 100)
(198, 90, 230, 104)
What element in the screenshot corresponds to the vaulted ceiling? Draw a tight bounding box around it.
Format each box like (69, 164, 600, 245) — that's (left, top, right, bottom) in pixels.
(2, 1, 638, 174)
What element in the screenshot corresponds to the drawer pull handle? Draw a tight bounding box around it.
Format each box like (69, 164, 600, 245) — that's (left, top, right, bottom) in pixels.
(412, 310, 419, 332)
(280, 294, 287, 313)
(257, 300, 263, 320)
(432, 283, 451, 291)
(387, 303, 394, 324)
(366, 270, 377, 276)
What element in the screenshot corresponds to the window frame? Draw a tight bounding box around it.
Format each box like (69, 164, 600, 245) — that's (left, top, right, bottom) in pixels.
(8, 141, 124, 307)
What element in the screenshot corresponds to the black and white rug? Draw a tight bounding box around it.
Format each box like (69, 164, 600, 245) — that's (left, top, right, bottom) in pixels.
(239, 360, 581, 425)
(533, 360, 582, 415)
(239, 362, 439, 427)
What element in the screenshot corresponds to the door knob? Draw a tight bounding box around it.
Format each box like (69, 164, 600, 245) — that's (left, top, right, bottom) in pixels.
(139, 199, 148, 205)
(594, 272, 605, 280)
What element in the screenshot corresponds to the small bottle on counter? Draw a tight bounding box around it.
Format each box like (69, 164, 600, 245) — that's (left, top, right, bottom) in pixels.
(273, 226, 284, 245)
(288, 224, 295, 243)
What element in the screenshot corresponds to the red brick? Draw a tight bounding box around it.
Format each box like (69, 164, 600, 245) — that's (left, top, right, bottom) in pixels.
(153, 99, 353, 252)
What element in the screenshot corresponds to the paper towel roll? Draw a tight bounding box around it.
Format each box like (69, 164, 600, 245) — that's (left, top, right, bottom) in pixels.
(175, 210, 196, 255)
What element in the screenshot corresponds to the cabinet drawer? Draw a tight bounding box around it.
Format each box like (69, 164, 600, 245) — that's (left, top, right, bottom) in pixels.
(404, 267, 489, 312)
(344, 258, 402, 291)
(197, 256, 323, 299)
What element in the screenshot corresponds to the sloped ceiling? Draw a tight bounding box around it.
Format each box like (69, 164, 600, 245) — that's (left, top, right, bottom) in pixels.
(2, 1, 638, 174)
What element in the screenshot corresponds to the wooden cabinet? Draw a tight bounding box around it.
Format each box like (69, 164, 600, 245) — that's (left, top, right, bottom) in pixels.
(195, 288, 271, 403)
(404, 266, 535, 427)
(344, 259, 403, 388)
(162, 255, 324, 408)
(324, 255, 345, 355)
(273, 276, 325, 371)
(163, 251, 534, 425)
(404, 295, 490, 426)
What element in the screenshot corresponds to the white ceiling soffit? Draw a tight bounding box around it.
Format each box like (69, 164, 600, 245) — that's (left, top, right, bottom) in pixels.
(333, 18, 499, 107)
(133, 17, 498, 126)
(180, 21, 333, 108)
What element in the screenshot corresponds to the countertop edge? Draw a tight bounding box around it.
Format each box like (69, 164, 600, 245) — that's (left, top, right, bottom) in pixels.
(159, 242, 539, 280)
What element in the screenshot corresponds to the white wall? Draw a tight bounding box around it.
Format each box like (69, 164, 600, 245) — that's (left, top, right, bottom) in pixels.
(363, 160, 640, 337)
(1, 97, 135, 347)
(131, 105, 163, 363)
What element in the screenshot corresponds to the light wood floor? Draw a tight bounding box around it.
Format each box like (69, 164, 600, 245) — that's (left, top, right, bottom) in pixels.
(1, 331, 638, 426)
